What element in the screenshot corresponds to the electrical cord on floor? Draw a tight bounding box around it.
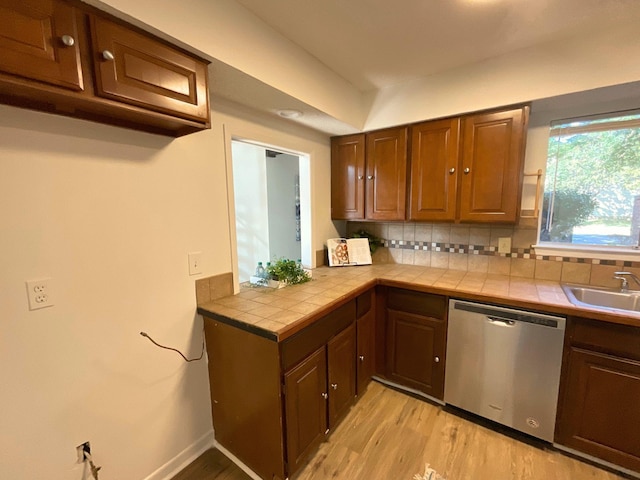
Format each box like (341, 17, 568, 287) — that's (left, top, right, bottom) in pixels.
(139, 326, 205, 362)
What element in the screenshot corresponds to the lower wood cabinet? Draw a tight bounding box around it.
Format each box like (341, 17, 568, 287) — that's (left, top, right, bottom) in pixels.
(556, 317, 640, 472)
(284, 346, 328, 474)
(356, 289, 376, 394)
(384, 288, 447, 399)
(204, 295, 368, 480)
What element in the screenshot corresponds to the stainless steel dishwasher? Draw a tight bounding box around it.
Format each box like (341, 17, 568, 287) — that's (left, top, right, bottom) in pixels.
(444, 299, 566, 442)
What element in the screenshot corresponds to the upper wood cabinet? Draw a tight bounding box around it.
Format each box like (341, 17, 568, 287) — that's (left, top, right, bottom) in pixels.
(408, 106, 529, 223)
(0, 0, 210, 136)
(331, 134, 366, 220)
(0, 0, 83, 91)
(409, 118, 460, 221)
(459, 107, 528, 222)
(90, 16, 209, 123)
(331, 126, 408, 221)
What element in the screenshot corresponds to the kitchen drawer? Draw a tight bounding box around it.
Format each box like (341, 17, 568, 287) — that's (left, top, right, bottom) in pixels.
(386, 288, 446, 319)
(280, 300, 356, 371)
(569, 316, 640, 361)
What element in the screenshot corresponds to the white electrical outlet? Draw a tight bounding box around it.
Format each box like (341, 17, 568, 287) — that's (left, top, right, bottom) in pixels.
(188, 252, 202, 275)
(26, 278, 54, 310)
(498, 237, 512, 254)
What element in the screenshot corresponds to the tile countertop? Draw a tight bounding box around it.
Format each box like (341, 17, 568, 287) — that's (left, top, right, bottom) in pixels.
(196, 264, 640, 341)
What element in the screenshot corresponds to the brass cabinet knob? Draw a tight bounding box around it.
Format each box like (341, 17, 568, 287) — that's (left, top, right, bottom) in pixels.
(463, 167, 470, 174)
(331, 383, 338, 390)
(358, 175, 364, 180)
(367, 175, 374, 180)
(321, 392, 328, 399)
(102, 50, 115, 61)
(434, 356, 440, 363)
(359, 355, 365, 362)
(61, 35, 75, 47)
(449, 168, 456, 174)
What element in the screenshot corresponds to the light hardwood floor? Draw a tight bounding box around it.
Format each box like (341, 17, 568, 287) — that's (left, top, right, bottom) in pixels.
(174, 381, 627, 480)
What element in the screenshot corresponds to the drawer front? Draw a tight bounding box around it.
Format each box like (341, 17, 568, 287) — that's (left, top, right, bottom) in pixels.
(281, 300, 356, 372)
(570, 316, 640, 361)
(386, 287, 446, 319)
(90, 15, 209, 123)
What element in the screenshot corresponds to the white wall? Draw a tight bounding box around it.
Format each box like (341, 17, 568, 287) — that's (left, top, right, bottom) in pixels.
(90, 0, 367, 130)
(0, 105, 227, 480)
(0, 95, 336, 479)
(266, 153, 301, 262)
(232, 141, 270, 283)
(217, 99, 340, 291)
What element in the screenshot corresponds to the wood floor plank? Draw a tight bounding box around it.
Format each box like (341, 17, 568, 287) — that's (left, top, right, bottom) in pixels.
(173, 381, 627, 480)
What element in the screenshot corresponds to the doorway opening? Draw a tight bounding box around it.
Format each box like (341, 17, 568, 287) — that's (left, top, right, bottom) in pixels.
(231, 140, 312, 284)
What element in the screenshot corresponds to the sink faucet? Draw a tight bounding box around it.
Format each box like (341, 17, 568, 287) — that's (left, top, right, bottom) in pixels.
(613, 271, 640, 292)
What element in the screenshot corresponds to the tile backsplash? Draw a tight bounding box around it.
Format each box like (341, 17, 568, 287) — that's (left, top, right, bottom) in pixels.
(346, 222, 640, 288)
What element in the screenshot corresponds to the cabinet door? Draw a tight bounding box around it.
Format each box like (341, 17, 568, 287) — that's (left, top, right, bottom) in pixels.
(386, 309, 446, 399)
(409, 118, 460, 221)
(459, 107, 528, 223)
(90, 15, 210, 123)
(0, 0, 83, 90)
(284, 346, 328, 476)
(331, 134, 365, 220)
(365, 126, 408, 220)
(357, 291, 376, 395)
(556, 347, 640, 472)
(327, 323, 356, 428)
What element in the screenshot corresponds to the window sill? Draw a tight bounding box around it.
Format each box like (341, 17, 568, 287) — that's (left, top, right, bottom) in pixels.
(533, 243, 640, 261)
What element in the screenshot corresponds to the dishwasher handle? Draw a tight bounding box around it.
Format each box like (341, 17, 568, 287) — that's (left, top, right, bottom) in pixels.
(487, 315, 516, 326)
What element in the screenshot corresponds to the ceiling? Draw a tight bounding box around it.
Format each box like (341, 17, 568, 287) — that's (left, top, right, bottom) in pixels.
(233, 0, 640, 92)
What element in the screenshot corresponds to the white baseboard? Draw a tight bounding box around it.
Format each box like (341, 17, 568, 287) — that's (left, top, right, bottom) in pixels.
(142, 430, 215, 480)
(214, 442, 263, 480)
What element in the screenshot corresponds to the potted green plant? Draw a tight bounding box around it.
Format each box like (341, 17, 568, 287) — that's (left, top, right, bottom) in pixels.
(266, 258, 311, 286)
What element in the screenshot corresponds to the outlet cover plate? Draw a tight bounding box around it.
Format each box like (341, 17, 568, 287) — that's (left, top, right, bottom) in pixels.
(26, 278, 54, 310)
(498, 237, 512, 254)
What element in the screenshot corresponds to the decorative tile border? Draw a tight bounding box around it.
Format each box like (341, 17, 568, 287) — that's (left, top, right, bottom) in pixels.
(384, 240, 640, 268)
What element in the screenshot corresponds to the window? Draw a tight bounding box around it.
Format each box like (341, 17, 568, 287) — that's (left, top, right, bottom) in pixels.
(540, 111, 640, 249)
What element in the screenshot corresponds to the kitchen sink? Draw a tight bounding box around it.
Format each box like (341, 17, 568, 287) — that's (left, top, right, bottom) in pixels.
(562, 283, 640, 313)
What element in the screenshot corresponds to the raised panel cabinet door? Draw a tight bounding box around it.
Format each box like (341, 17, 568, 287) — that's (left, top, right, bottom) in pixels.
(90, 15, 210, 123)
(409, 118, 460, 221)
(459, 107, 528, 223)
(386, 309, 446, 399)
(356, 293, 376, 395)
(284, 346, 328, 476)
(556, 347, 640, 472)
(0, 0, 83, 90)
(331, 134, 365, 220)
(327, 323, 357, 428)
(365, 126, 408, 220)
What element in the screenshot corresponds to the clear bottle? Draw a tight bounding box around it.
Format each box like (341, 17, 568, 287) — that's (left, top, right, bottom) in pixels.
(265, 262, 272, 279)
(255, 262, 266, 278)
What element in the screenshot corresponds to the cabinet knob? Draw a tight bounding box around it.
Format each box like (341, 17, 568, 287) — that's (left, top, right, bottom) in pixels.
(434, 356, 440, 363)
(449, 168, 455, 174)
(60, 35, 75, 47)
(367, 175, 374, 180)
(358, 175, 364, 180)
(359, 355, 365, 362)
(321, 392, 328, 399)
(331, 383, 338, 390)
(102, 50, 115, 61)
(463, 167, 470, 174)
